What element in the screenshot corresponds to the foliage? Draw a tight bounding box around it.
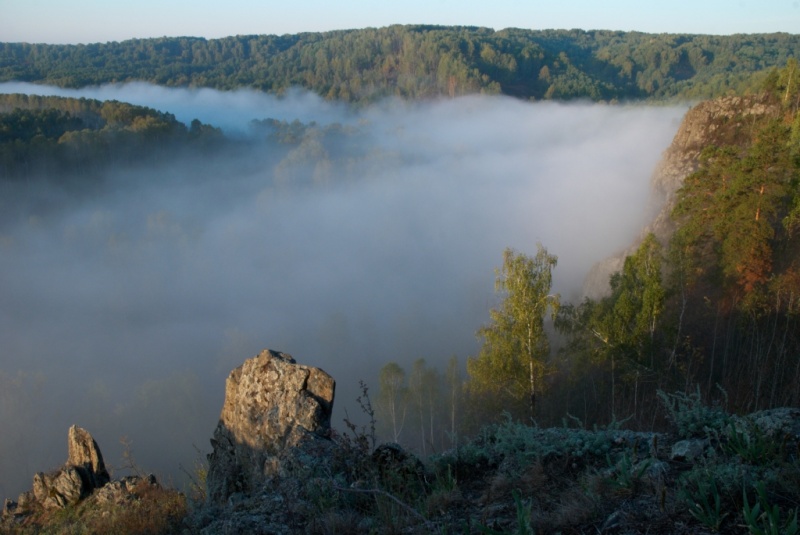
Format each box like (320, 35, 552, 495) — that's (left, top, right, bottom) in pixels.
(557, 234, 666, 421)
(0, 93, 224, 183)
(743, 481, 799, 535)
(603, 450, 652, 494)
(681, 475, 728, 531)
(722, 420, 781, 465)
(665, 65, 800, 412)
(657, 387, 730, 438)
(468, 246, 559, 420)
(1, 28, 798, 103)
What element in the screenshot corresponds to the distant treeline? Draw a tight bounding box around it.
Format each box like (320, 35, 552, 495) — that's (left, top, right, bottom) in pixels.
(0, 93, 388, 188)
(0, 94, 226, 182)
(1, 26, 798, 102)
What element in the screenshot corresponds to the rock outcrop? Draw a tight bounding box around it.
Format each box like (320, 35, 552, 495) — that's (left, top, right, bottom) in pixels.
(67, 425, 111, 490)
(583, 94, 782, 298)
(205, 349, 336, 503)
(4, 426, 110, 514)
(2, 425, 161, 524)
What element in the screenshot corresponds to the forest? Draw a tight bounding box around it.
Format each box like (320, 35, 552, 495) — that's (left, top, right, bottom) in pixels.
(2, 24, 800, 533)
(1, 26, 799, 102)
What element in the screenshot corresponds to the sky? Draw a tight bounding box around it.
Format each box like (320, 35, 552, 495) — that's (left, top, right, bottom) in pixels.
(1, 0, 798, 44)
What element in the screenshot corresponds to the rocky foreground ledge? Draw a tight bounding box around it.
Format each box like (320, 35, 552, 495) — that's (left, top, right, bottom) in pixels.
(1, 349, 345, 533)
(4, 351, 800, 534)
(1, 425, 166, 525)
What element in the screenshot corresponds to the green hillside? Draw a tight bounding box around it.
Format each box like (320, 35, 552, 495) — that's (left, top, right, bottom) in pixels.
(1, 26, 797, 102)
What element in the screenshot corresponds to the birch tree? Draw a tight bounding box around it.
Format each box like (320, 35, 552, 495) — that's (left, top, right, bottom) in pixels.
(467, 245, 559, 420)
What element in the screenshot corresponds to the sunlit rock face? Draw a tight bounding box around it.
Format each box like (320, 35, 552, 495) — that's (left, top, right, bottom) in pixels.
(4, 426, 111, 515)
(206, 349, 336, 503)
(583, 94, 782, 299)
(66, 425, 111, 490)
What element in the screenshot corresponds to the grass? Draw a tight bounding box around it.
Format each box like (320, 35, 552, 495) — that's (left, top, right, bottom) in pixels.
(7, 386, 799, 534)
(2, 479, 186, 535)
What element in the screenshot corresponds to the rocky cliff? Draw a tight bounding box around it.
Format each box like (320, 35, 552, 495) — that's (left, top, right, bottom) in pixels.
(4, 349, 800, 534)
(583, 94, 783, 298)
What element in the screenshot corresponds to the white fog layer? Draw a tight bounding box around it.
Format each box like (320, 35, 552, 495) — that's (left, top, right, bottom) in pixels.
(0, 82, 687, 499)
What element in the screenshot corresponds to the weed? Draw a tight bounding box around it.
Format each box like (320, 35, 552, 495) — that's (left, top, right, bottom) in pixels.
(680, 475, 728, 531)
(178, 444, 207, 504)
(742, 481, 799, 535)
(723, 420, 780, 465)
(477, 489, 535, 535)
(604, 451, 652, 493)
(657, 386, 729, 438)
(426, 464, 463, 516)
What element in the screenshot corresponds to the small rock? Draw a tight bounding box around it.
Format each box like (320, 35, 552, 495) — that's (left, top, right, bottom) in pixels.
(670, 439, 708, 462)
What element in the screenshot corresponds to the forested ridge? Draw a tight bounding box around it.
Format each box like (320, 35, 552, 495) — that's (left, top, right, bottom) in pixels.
(1, 26, 798, 102)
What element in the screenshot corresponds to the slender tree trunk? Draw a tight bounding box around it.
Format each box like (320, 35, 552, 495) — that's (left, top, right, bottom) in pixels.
(611, 354, 616, 422)
(528, 324, 536, 420)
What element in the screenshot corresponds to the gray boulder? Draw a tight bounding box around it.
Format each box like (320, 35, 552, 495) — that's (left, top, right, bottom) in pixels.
(206, 349, 336, 503)
(670, 439, 708, 462)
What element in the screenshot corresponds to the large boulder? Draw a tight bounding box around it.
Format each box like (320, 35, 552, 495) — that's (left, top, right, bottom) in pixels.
(206, 349, 336, 503)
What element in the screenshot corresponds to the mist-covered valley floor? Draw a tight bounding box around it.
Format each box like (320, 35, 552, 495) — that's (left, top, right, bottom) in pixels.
(0, 82, 687, 500)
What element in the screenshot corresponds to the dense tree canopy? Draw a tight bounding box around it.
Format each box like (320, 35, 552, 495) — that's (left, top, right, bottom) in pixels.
(0, 93, 225, 182)
(1, 26, 797, 102)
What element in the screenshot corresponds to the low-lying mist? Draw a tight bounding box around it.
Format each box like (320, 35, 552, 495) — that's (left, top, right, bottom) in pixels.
(0, 82, 686, 499)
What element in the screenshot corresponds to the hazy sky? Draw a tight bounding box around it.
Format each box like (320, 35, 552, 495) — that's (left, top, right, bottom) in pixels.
(1, 0, 798, 44)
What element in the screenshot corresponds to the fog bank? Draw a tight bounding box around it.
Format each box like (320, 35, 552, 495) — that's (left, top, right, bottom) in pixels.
(0, 82, 686, 499)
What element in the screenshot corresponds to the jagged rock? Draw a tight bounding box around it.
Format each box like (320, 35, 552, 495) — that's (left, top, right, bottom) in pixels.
(67, 424, 110, 489)
(42, 467, 86, 509)
(92, 474, 159, 505)
(27, 426, 111, 510)
(6, 426, 114, 514)
(14, 491, 35, 515)
(206, 349, 336, 503)
(2, 498, 17, 518)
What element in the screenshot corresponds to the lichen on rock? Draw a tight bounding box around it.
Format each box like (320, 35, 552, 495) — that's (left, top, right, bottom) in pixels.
(205, 349, 336, 503)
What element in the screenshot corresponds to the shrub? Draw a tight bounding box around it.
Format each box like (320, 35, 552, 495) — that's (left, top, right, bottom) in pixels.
(657, 386, 730, 438)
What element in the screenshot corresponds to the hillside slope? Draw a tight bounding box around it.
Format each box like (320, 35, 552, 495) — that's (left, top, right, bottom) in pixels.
(2, 27, 798, 102)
